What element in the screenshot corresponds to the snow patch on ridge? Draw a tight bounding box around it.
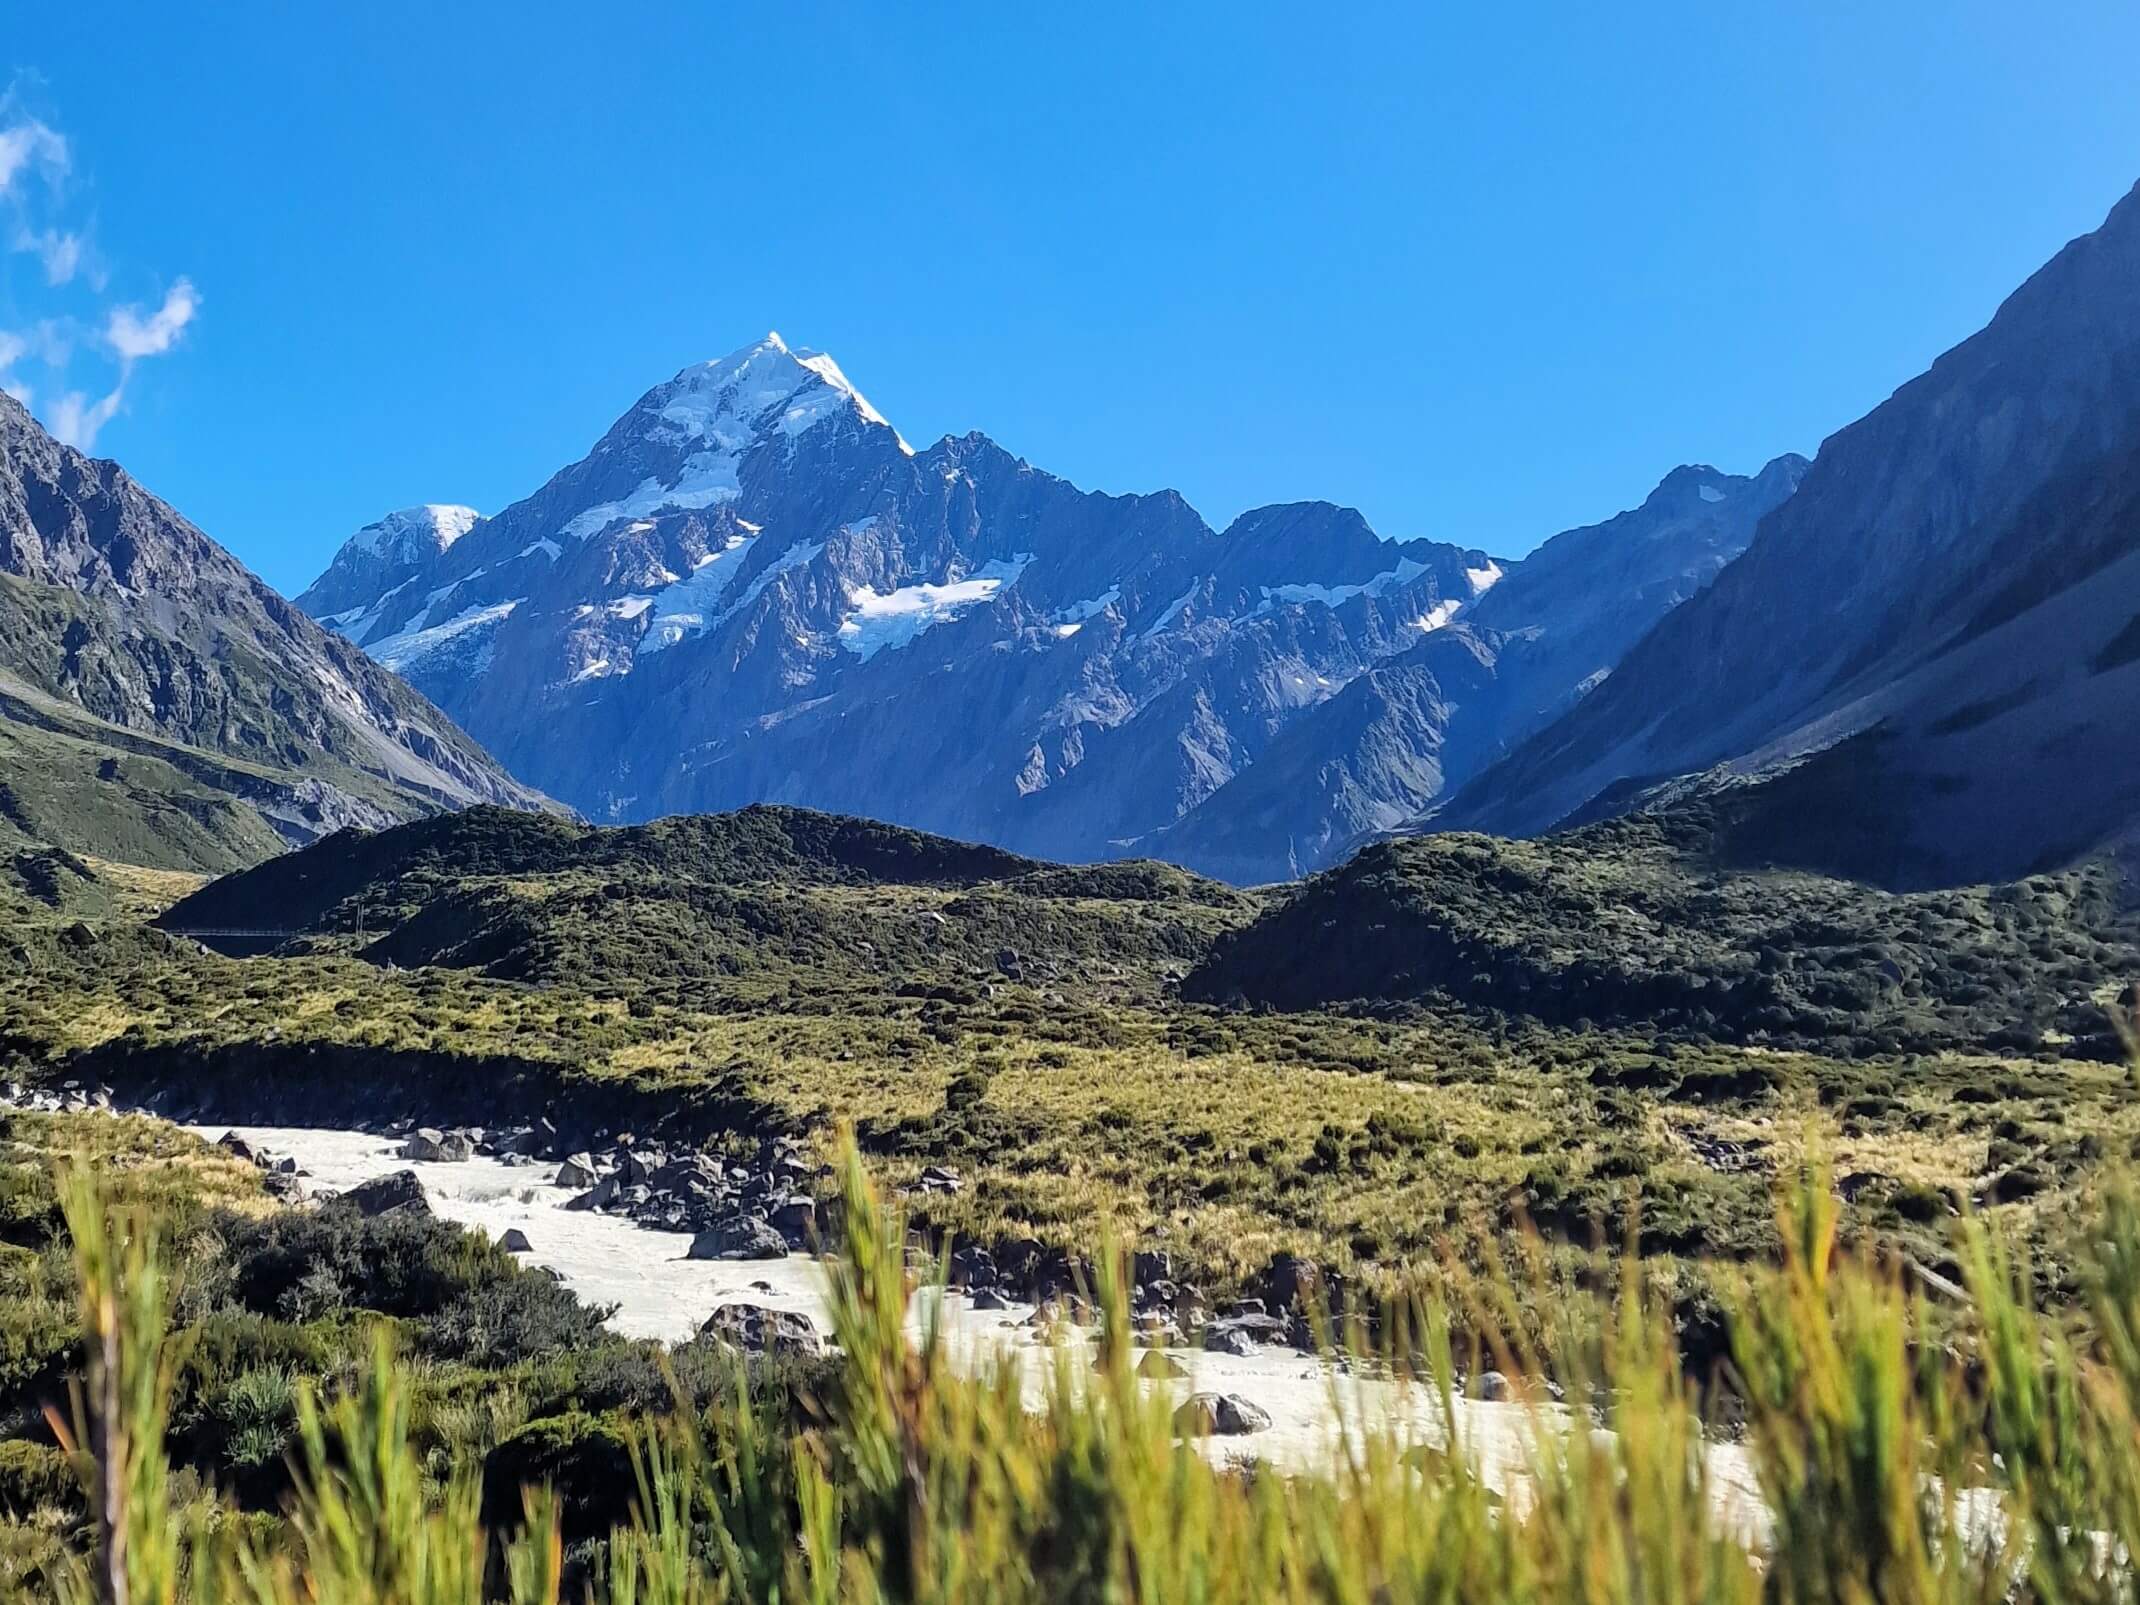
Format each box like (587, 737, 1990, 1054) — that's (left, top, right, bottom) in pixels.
(367, 600, 521, 674)
(838, 555, 1033, 661)
(634, 534, 761, 655)
(1249, 557, 1429, 619)
(1052, 587, 1120, 627)
(346, 504, 480, 560)
(1140, 584, 1198, 641)
(559, 460, 744, 544)
(1413, 561, 1505, 634)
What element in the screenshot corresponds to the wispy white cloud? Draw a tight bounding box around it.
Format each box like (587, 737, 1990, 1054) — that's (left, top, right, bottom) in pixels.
(35, 283, 203, 449)
(46, 387, 122, 449)
(12, 223, 84, 285)
(107, 279, 199, 358)
(0, 102, 197, 452)
(9, 319, 77, 368)
(0, 117, 66, 195)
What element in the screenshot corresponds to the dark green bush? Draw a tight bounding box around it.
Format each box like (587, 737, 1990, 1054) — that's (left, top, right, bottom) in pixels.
(0, 1439, 77, 1521)
(424, 1275, 614, 1367)
(483, 1410, 636, 1539)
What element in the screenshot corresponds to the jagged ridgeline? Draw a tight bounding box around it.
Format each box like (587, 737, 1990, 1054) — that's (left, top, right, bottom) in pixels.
(159, 804, 1259, 1007)
(1185, 804, 2140, 1057)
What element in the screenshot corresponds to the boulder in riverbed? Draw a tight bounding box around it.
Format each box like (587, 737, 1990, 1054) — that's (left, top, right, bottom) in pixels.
(770, 1196, 818, 1249)
(562, 1174, 619, 1212)
(699, 1303, 821, 1357)
(1173, 1392, 1273, 1437)
(948, 1244, 997, 1289)
(554, 1154, 600, 1189)
(1202, 1323, 1262, 1357)
(338, 1171, 429, 1218)
(687, 1216, 788, 1261)
(402, 1127, 473, 1163)
(499, 1228, 533, 1253)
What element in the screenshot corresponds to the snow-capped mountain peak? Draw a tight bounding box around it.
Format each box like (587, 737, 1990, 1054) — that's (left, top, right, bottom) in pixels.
(295, 503, 485, 624)
(649, 331, 909, 455)
(349, 503, 481, 560)
(297, 333, 1818, 887)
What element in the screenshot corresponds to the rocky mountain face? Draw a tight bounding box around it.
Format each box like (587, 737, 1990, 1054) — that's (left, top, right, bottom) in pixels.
(0, 393, 550, 870)
(1146, 456, 1805, 880)
(1438, 179, 2140, 889)
(304, 332, 1802, 878)
(295, 503, 480, 622)
(301, 333, 1511, 865)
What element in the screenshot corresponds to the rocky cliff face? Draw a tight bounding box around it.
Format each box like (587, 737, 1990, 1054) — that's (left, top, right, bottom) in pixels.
(0, 392, 550, 869)
(1438, 179, 2140, 888)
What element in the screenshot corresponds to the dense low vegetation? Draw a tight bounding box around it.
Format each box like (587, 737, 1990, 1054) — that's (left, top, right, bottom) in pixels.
(0, 796, 2137, 1595)
(1188, 805, 2140, 1056)
(26, 1124, 2140, 1600)
(155, 805, 1259, 1011)
(4, 822, 2137, 1329)
(0, 1109, 816, 1591)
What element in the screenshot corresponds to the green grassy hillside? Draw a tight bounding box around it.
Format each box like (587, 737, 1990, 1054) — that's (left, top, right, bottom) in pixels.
(1186, 805, 2140, 1057)
(159, 805, 1262, 1009)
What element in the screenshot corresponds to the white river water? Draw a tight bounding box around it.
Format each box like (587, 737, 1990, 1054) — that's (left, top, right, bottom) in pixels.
(184, 1121, 1774, 1531)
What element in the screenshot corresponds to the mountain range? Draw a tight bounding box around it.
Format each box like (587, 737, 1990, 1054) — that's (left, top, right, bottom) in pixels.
(10, 178, 2137, 895)
(295, 334, 1803, 882)
(0, 392, 547, 871)
(1435, 176, 2140, 888)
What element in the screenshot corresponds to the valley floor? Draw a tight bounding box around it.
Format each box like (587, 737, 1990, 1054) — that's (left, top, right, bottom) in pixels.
(2, 829, 2138, 1598)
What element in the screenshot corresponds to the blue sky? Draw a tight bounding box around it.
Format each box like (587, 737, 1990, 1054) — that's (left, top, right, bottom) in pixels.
(5, 3, 2139, 594)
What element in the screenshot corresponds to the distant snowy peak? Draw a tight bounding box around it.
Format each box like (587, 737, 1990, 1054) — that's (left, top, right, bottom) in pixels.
(640, 331, 910, 457)
(295, 503, 484, 623)
(350, 503, 482, 562)
(546, 333, 913, 548)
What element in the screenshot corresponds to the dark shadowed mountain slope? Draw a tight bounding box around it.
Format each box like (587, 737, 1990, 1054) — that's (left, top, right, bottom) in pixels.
(1437, 179, 2140, 888)
(0, 392, 550, 870)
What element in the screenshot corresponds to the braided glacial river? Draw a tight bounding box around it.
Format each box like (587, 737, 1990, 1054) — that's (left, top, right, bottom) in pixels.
(183, 1120, 1784, 1535)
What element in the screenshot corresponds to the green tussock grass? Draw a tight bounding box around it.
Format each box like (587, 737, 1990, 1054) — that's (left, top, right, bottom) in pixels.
(6, 877, 2137, 1314)
(25, 1128, 2140, 1601)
